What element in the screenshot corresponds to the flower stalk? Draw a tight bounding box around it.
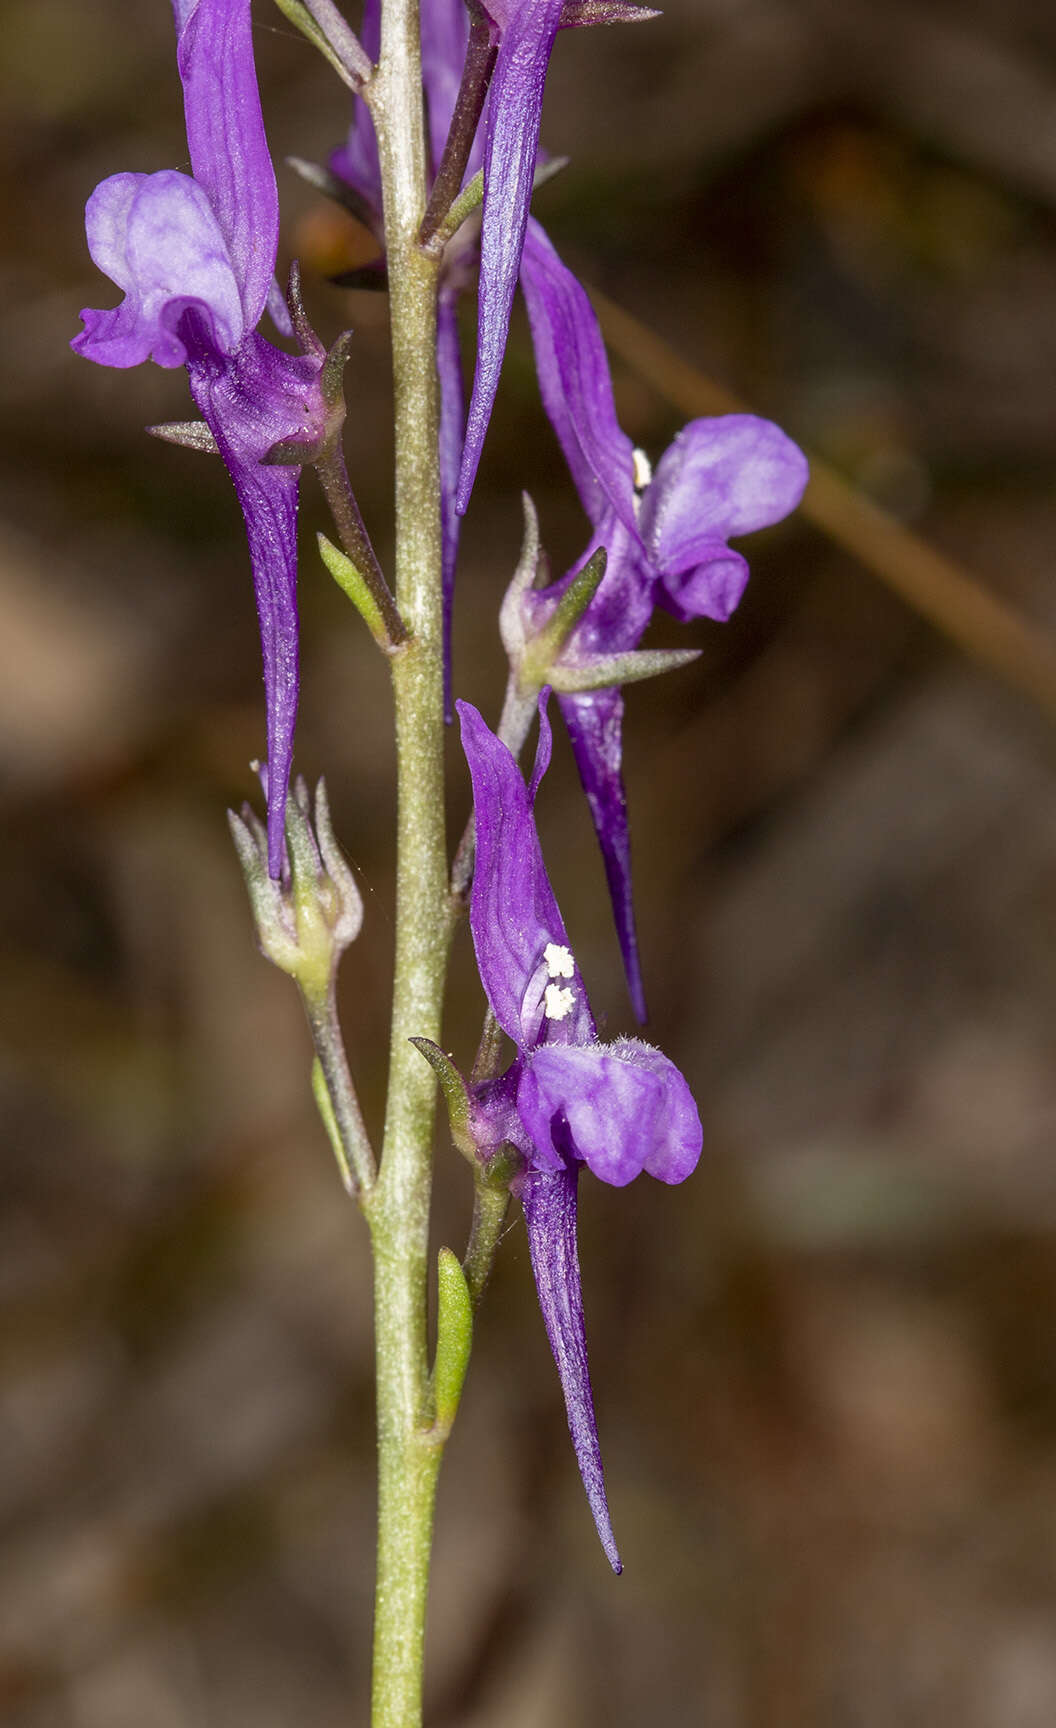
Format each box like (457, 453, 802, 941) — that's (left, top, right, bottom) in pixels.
(363, 0, 451, 1719)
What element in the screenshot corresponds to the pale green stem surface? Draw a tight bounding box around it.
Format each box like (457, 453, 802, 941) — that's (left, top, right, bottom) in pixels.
(305, 990, 376, 1196)
(365, 1, 451, 1722)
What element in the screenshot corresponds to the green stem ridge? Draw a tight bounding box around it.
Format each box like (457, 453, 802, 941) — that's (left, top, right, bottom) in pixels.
(367, 3, 451, 1722)
(304, 989, 376, 1196)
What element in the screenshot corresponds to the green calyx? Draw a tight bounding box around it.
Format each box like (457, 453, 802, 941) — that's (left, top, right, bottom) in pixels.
(549, 645, 701, 693)
(520, 545, 608, 687)
(229, 776, 363, 1001)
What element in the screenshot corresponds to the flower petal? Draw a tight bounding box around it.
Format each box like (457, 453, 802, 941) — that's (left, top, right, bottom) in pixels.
(186, 329, 327, 876)
(518, 1164, 621, 1572)
(265, 275, 295, 340)
(458, 699, 594, 1048)
(176, 0, 280, 331)
(654, 540, 750, 624)
(73, 170, 245, 369)
(641, 415, 808, 585)
(456, 0, 564, 513)
(517, 1037, 702, 1186)
(519, 219, 638, 534)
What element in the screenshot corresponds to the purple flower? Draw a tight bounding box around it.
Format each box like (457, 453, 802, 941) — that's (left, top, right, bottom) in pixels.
(72, 0, 327, 877)
(459, 695, 702, 1569)
(517, 218, 809, 1017)
(454, 0, 564, 514)
(455, 0, 659, 514)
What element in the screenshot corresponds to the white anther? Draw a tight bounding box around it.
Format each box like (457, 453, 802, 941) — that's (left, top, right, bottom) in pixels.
(544, 983, 575, 1022)
(632, 447, 653, 492)
(544, 941, 575, 980)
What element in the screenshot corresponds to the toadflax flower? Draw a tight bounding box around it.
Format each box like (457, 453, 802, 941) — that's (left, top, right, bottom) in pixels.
(516, 217, 810, 1018)
(72, 0, 329, 877)
(458, 695, 702, 1570)
(455, 0, 658, 515)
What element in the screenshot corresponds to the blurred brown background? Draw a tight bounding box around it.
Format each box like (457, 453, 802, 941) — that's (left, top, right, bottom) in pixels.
(2, 0, 1056, 1722)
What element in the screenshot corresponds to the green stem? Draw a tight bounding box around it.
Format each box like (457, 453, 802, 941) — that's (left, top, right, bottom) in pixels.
(366, 3, 450, 1723)
(463, 1169, 511, 1307)
(304, 988, 376, 1196)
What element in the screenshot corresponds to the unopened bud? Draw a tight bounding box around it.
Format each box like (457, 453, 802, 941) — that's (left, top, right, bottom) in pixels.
(229, 774, 363, 998)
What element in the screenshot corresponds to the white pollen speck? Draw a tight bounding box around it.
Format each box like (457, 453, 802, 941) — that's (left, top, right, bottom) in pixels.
(544, 983, 575, 1021)
(544, 942, 575, 979)
(632, 447, 653, 492)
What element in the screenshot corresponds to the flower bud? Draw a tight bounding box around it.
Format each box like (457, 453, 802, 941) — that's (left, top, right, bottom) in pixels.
(229, 774, 362, 998)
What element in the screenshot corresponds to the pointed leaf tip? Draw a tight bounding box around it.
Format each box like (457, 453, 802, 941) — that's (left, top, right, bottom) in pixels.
(147, 419, 220, 453)
(410, 1037, 477, 1164)
(549, 645, 700, 694)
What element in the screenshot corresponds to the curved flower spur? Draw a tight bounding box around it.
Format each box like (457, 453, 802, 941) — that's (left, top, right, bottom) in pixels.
(72, 0, 340, 877)
(455, 696, 702, 1570)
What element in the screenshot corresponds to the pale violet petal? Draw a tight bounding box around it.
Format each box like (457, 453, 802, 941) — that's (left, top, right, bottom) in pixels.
(642, 415, 808, 570)
(74, 170, 244, 369)
(517, 1038, 702, 1186)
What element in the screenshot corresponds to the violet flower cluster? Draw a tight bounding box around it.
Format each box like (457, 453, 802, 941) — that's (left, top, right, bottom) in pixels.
(72, 0, 810, 1572)
(459, 695, 702, 1570)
